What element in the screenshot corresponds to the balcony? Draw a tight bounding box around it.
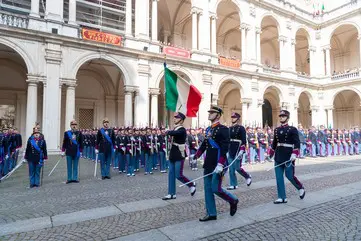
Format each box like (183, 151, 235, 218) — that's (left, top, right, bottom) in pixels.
(263, 66, 281, 75)
(0, 11, 28, 29)
(331, 71, 360, 81)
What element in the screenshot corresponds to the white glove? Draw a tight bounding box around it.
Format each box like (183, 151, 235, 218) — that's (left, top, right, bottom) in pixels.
(290, 153, 297, 161)
(95, 149, 99, 154)
(5, 154, 9, 159)
(214, 164, 224, 174)
(113, 149, 116, 153)
(61, 152, 65, 157)
(80, 152, 82, 156)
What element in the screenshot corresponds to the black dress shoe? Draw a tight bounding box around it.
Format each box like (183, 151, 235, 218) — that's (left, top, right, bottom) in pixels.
(199, 215, 217, 222)
(230, 199, 239, 216)
(162, 195, 176, 200)
(106, 176, 111, 179)
(66, 180, 72, 184)
(73, 180, 79, 183)
(101, 176, 105, 180)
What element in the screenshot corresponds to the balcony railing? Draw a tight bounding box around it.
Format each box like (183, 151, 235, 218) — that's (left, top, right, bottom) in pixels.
(331, 71, 360, 81)
(0, 11, 28, 29)
(297, 74, 310, 81)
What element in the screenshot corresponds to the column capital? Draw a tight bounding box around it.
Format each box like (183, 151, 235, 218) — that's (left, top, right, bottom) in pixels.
(191, 7, 202, 15)
(257, 99, 264, 107)
(209, 12, 217, 20)
(149, 88, 161, 95)
(124, 85, 136, 93)
(311, 105, 319, 111)
(240, 23, 250, 31)
(241, 98, 252, 104)
(26, 74, 42, 84)
(278, 35, 287, 43)
(290, 38, 296, 45)
(308, 45, 317, 52)
(294, 103, 299, 109)
(255, 27, 262, 34)
(281, 101, 290, 109)
(322, 45, 331, 51)
(324, 105, 334, 110)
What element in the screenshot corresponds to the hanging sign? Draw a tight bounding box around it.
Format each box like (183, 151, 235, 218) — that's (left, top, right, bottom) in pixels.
(81, 29, 122, 46)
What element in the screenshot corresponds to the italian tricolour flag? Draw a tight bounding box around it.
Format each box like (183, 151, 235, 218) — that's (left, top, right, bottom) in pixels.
(164, 64, 202, 117)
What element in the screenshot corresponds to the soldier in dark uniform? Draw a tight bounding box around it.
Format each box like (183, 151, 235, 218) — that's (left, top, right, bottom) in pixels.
(162, 112, 196, 200)
(157, 128, 167, 173)
(0, 127, 8, 180)
(24, 126, 47, 188)
(95, 118, 116, 179)
(61, 120, 84, 184)
(269, 110, 305, 204)
(227, 112, 251, 190)
(188, 129, 198, 171)
(194, 106, 238, 221)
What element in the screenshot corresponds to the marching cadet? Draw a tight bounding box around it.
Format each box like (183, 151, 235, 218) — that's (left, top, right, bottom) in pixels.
(116, 128, 126, 173)
(112, 128, 119, 169)
(269, 110, 305, 204)
(0, 127, 8, 180)
(126, 127, 136, 176)
(144, 128, 154, 174)
(95, 118, 116, 180)
(193, 106, 238, 221)
(157, 128, 167, 173)
(24, 126, 47, 188)
(134, 128, 141, 172)
(326, 129, 334, 156)
(61, 120, 83, 184)
(227, 112, 251, 190)
(13, 127, 22, 166)
(257, 127, 267, 163)
(162, 112, 196, 200)
(188, 129, 198, 171)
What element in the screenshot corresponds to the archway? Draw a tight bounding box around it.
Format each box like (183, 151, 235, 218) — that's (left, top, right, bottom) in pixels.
(216, 0, 242, 60)
(298, 92, 312, 128)
(295, 29, 310, 76)
(333, 90, 361, 128)
(330, 24, 359, 76)
(260, 16, 280, 70)
(0, 43, 30, 140)
(158, 71, 193, 128)
(158, 0, 192, 49)
(263, 86, 281, 127)
(72, 58, 128, 131)
(218, 80, 242, 125)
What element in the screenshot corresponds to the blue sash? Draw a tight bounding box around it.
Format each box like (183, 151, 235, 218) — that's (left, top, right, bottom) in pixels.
(30, 137, 43, 166)
(205, 127, 221, 161)
(100, 128, 114, 154)
(67, 131, 80, 158)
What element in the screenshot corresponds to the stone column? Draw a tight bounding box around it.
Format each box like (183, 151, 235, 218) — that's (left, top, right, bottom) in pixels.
(311, 105, 319, 126)
(151, 0, 158, 42)
(240, 24, 247, 61)
(256, 27, 262, 64)
(210, 14, 217, 55)
(292, 103, 299, 126)
(30, 0, 40, 17)
(135, 0, 149, 39)
(126, 0, 133, 36)
(134, 89, 140, 127)
(325, 106, 334, 128)
(42, 82, 47, 128)
(149, 88, 160, 127)
(358, 35, 361, 69)
(43, 42, 62, 152)
(65, 82, 76, 129)
(198, 8, 210, 52)
(199, 75, 212, 127)
(124, 86, 133, 126)
(278, 36, 287, 70)
(309, 46, 317, 76)
(241, 98, 252, 126)
(26, 77, 38, 138)
(290, 39, 297, 72)
(163, 30, 170, 44)
(68, 0, 76, 24)
(324, 45, 331, 76)
(191, 8, 198, 51)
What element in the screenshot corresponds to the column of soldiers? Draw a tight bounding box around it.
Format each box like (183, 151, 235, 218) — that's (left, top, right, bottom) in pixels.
(0, 125, 22, 182)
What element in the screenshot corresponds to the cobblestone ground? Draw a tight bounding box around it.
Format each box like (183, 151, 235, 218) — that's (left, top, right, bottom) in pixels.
(202, 193, 361, 241)
(0, 156, 354, 224)
(1, 157, 361, 240)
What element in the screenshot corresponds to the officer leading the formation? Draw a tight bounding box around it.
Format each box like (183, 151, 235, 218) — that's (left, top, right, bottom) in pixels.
(269, 110, 305, 204)
(227, 112, 252, 190)
(194, 106, 238, 222)
(25, 126, 47, 188)
(61, 120, 83, 184)
(162, 112, 196, 200)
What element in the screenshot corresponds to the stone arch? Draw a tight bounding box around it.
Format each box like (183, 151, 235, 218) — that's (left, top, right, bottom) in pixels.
(331, 87, 361, 105)
(332, 89, 361, 128)
(294, 26, 311, 45)
(71, 53, 134, 87)
(215, 75, 245, 97)
(258, 12, 282, 33)
(261, 83, 284, 103)
(296, 90, 314, 106)
(154, 65, 195, 89)
(76, 69, 114, 96)
(328, 21, 361, 44)
(0, 37, 34, 74)
(212, 0, 243, 21)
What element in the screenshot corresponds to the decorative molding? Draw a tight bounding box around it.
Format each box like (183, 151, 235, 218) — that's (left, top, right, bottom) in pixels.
(209, 12, 217, 19)
(322, 45, 331, 51)
(308, 46, 317, 52)
(241, 98, 252, 104)
(249, 4, 256, 17)
(138, 63, 151, 75)
(255, 27, 262, 34)
(278, 35, 287, 43)
(149, 88, 160, 95)
(286, 20, 292, 30)
(281, 102, 290, 109)
(257, 99, 264, 107)
(310, 105, 319, 111)
(315, 30, 321, 40)
(318, 91, 324, 100)
(290, 38, 296, 45)
(324, 105, 334, 110)
(288, 86, 295, 96)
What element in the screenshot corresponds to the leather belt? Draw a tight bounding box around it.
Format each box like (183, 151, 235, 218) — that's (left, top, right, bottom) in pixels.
(277, 143, 294, 148)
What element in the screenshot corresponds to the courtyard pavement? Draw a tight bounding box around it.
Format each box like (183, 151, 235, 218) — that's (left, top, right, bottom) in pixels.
(1, 155, 361, 240)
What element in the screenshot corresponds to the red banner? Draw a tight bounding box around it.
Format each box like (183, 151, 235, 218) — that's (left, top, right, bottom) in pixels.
(81, 29, 121, 46)
(163, 46, 191, 59)
(219, 57, 241, 68)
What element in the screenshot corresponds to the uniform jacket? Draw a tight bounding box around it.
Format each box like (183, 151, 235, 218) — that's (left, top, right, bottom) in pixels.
(96, 128, 116, 154)
(25, 136, 48, 164)
(168, 126, 187, 162)
(196, 122, 230, 174)
(62, 130, 84, 157)
(271, 124, 300, 164)
(229, 124, 246, 158)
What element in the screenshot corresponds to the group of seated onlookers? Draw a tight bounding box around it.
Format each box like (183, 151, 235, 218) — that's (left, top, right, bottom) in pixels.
(332, 67, 359, 76)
